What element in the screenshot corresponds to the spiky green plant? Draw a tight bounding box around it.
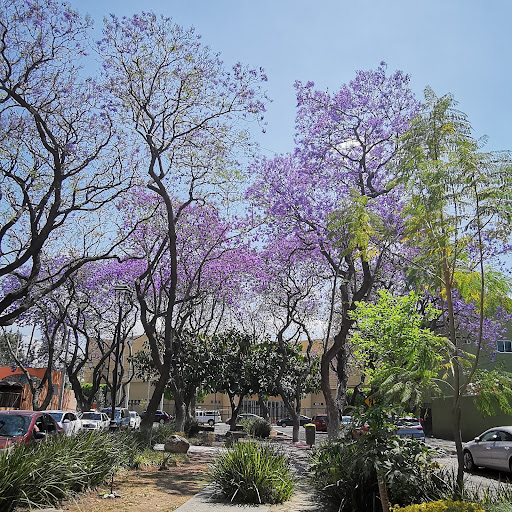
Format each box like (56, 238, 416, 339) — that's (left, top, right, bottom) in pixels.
(0, 429, 146, 511)
(209, 439, 294, 504)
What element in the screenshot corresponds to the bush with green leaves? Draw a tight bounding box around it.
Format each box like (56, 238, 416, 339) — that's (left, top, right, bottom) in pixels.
(309, 431, 452, 511)
(0, 429, 146, 511)
(241, 417, 271, 438)
(184, 416, 201, 437)
(132, 422, 176, 446)
(209, 439, 294, 504)
(391, 500, 485, 512)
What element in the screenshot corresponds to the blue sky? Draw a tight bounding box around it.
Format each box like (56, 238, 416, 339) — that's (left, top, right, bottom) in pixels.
(67, 0, 512, 157)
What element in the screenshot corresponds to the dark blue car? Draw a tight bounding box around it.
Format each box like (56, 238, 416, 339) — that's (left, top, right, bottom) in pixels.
(141, 409, 172, 424)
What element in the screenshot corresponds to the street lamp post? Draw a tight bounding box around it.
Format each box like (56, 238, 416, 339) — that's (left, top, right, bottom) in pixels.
(58, 328, 70, 410)
(110, 285, 130, 430)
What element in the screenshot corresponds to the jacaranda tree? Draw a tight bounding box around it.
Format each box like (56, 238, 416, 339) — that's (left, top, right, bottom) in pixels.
(0, 0, 135, 326)
(254, 233, 323, 441)
(97, 11, 268, 431)
(248, 63, 419, 435)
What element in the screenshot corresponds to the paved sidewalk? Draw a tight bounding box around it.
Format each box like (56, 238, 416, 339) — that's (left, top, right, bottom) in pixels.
(174, 485, 271, 512)
(174, 436, 458, 512)
(174, 439, 316, 512)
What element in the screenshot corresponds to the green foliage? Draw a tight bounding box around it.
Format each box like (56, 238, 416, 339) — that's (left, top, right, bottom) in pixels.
(134, 422, 176, 445)
(391, 500, 485, 512)
(184, 416, 200, 437)
(209, 439, 294, 504)
(81, 382, 106, 399)
(327, 192, 380, 260)
(81, 381, 94, 397)
(485, 505, 512, 512)
(470, 368, 512, 416)
(0, 430, 143, 511)
(350, 290, 451, 407)
(130, 448, 171, 469)
(453, 270, 512, 315)
(473, 480, 512, 510)
(241, 417, 271, 438)
(309, 425, 452, 511)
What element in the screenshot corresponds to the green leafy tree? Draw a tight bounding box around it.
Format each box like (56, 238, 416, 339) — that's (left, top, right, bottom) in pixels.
(130, 330, 216, 420)
(211, 330, 279, 431)
(350, 290, 451, 410)
(400, 87, 512, 489)
(268, 338, 321, 442)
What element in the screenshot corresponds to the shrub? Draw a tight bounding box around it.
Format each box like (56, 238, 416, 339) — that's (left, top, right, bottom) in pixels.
(132, 422, 176, 447)
(184, 417, 200, 437)
(209, 439, 294, 504)
(309, 434, 452, 511)
(391, 500, 485, 512)
(242, 417, 271, 438)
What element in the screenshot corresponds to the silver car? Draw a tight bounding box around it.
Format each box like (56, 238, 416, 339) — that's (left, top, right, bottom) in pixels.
(463, 426, 512, 472)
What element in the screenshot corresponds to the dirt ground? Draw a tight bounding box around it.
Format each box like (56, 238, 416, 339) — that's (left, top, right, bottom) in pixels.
(60, 450, 214, 512)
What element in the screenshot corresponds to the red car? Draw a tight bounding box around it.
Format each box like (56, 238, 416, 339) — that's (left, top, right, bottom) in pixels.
(312, 414, 328, 432)
(0, 410, 63, 450)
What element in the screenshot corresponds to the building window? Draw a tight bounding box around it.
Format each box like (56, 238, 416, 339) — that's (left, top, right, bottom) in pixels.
(497, 340, 512, 353)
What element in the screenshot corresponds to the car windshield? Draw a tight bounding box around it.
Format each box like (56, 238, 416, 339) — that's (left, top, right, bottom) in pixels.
(0, 414, 31, 437)
(82, 412, 101, 420)
(102, 409, 120, 418)
(49, 412, 63, 422)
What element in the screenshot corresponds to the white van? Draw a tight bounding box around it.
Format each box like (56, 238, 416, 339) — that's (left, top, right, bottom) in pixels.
(196, 409, 221, 426)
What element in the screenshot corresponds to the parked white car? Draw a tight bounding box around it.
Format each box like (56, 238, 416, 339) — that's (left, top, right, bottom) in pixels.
(129, 411, 141, 430)
(47, 410, 82, 436)
(196, 409, 222, 426)
(80, 411, 110, 431)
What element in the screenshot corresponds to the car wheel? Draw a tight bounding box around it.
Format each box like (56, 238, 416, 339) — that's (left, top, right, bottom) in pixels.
(208, 419, 215, 426)
(463, 450, 475, 472)
(281, 421, 287, 427)
(159, 418, 165, 425)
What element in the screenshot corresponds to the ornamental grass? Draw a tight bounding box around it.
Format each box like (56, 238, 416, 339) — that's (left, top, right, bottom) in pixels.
(0, 429, 142, 512)
(209, 439, 294, 504)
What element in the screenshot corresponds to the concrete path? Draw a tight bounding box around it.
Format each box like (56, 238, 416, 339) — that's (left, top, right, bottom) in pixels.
(174, 439, 316, 512)
(174, 436, 466, 511)
(174, 486, 270, 512)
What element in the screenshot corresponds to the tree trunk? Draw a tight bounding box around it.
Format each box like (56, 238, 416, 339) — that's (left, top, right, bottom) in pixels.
(452, 400, 464, 496)
(228, 394, 244, 431)
(140, 363, 170, 432)
(257, 395, 269, 420)
(321, 351, 338, 438)
(376, 472, 390, 512)
(335, 344, 349, 419)
(174, 400, 186, 432)
(292, 400, 302, 443)
(443, 257, 465, 491)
